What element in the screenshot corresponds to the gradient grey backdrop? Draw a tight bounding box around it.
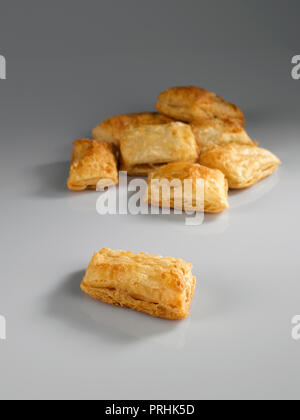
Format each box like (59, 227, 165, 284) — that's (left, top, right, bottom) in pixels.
(0, 0, 300, 400)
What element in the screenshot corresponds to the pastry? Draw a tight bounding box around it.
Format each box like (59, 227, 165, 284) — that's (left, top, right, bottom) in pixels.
(81, 248, 196, 320)
(120, 122, 199, 176)
(146, 162, 229, 213)
(200, 143, 281, 189)
(120, 162, 166, 177)
(92, 112, 174, 147)
(191, 118, 256, 151)
(156, 86, 245, 125)
(67, 139, 118, 191)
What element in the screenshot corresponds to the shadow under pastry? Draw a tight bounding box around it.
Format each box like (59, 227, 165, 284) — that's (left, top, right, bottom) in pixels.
(228, 171, 280, 210)
(46, 270, 183, 345)
(27, 161, 71, 199)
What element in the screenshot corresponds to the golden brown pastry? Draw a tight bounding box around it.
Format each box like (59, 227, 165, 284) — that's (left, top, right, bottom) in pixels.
(81, 248, 196, 320)
(120, 162, 165, 177)
(191, 118, 256, 151)
(200, 144, 281, 189)
(67, 139, 118, 191)
(92, 112, 174, 147)
(120, 122, 199, 176)
(146, 162, 229, 213)
(156, 86, 245, 125)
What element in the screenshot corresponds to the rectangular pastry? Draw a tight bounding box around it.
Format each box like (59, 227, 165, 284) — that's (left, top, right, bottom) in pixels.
(191, 118, 256, 151)
(92, 112, 174, 147)
(200, 144, 281, 189)
(81, 248, 196, 320)
(67, 139, 118, 191)
(120, 122, 199, 176)
(146, 162, 229, 213)
(156, 86, 245, 125)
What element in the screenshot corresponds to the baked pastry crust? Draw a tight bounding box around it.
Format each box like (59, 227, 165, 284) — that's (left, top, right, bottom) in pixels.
(156, 86, 245, 125)
(146, 162, 229, 213)
(81, 248, 196, 320)
(67, 139, 118, 191)
(120, 161, 166, 177)
(191, 118, 256, 151)
(92, 112, 174, 147)
(120, 122, 199, 176)
(200, 144, 281, 189)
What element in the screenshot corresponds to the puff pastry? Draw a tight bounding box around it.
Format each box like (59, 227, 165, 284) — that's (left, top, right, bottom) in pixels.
(200, 144, 281, 189)
(92, 112, 174, 147)
(67, 139, 118, 191)
(156, 86, 245, 125)
(146, 162, 229, 213)
(191, 119, 256, 151)
(120, 122, 199, 176)
(120, 162, 166, 177)
(81, 248, 196, 320)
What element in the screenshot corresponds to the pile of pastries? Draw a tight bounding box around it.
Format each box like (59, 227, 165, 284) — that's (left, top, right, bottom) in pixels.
(67, 86, 281, 214)
(72, 87, 281, 319)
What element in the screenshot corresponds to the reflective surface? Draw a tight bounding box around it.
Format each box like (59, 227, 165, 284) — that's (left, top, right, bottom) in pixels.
(0, 0, 300, 400)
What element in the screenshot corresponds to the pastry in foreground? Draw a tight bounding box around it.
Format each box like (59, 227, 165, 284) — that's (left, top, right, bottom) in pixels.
(156, 86, 245, 125)
(92, 112, 174, 147)
(191, 118, 256, 151)
(67, 139, 118, 191)
(81, 248, 196, 320)
(120, 122, 199, 176)
(146, 162, 229, 213)
(200, 144, 281, 189)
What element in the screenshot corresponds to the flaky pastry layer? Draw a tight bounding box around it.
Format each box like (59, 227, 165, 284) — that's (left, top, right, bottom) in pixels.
(92, 112, 174, 147)
(120, 122, 199, 168)
(81, 248, 196, 319)
(67, 139, 118, 191)
(191, 118, 256, 151)
(156, 86, 245, 125)
(200, 144, 281, 189)
(120, 161, 167, 177)
(146, 162, 229, 213)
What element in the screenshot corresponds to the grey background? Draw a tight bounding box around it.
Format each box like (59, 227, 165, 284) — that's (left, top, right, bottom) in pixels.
(0, 0, 300, 400)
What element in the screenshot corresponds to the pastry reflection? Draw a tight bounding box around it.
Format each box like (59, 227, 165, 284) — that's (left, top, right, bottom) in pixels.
(229, 170, 280, 209)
